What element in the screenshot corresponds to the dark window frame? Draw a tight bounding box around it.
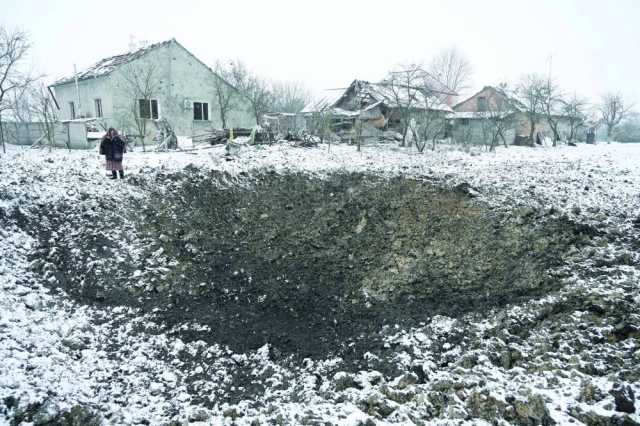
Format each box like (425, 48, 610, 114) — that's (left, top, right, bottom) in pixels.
(138, 99, 159, 120)
(477, 96, 488, 112)
(94, 98, 103, 118)
(69, 101, 76, 119)
(193, 102, 209, 121)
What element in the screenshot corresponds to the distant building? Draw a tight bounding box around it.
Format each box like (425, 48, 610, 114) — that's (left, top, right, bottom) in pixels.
(50, 39, 253, 140)
(301, 79, 454, 138)
(451, 86, 570, 145)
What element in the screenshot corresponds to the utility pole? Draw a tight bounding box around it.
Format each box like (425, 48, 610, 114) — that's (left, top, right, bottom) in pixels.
(73, 64, 81, 118)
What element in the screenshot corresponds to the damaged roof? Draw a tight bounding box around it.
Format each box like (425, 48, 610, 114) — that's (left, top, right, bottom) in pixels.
(51, 39, 175, 86)
(301, 89, 345, 114)
(358, 80, 453, 112)
(303, 79, 453, 115)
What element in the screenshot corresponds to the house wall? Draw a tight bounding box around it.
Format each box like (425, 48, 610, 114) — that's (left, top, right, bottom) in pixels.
(452, 115, 572, 146)
(451, 119, 516, 146)
(53, 76, 115, 121)
(52, 40, 255, 143)
(515, 113, 572, 140)
(454, 87, 508, 113)
(108, 42, 173, 140)
(165, 42, 253, 135)
(453, 88, 572, 144)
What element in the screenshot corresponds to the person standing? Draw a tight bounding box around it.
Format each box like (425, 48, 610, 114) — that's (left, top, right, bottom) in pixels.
(99, 128, 126, 179)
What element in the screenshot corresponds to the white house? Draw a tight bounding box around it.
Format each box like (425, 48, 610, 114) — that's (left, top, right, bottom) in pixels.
(50, 39, 253, 141)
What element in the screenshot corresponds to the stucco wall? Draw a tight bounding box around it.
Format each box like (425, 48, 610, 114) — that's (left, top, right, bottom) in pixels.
(52, 40, 255, 141)
(454, 87, 507, 113)
(165, 42, 254, 135)
(451, 119, 516, 146)
(53, 76, 114, 121)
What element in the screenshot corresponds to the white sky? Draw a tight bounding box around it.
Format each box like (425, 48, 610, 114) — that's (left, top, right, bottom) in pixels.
(3, 0, 639, 105)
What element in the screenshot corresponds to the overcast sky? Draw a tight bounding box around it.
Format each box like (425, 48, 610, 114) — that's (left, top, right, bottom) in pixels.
(3, 0, 639, 105)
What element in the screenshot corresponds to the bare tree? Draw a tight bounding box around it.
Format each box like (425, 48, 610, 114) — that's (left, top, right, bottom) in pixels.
(354, 117, 363, 152)
(416, 70, 454, 152)
(0, 27, 36, 153)
(414, 109, 447, 152)
(539, 76, 564, 146)
(428, 47, 473, 95)
(230, 61, 274, 125)
(517, 73, 546, 146)
(212, 60, 238, 129)
(599, 92, 633, 141)
(271, 81, 311, 114)
(309, 105, 334, 147)
(30, 83, 59, 150)
(562, 94, 588, 143)
(480, 108, 516, 151)
(382, 64, 424, 146)
(412, 90, 448, 152)
(116, 62, 161, 151)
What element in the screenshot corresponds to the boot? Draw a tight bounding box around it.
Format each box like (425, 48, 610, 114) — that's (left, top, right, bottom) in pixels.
(110, 170, 117, 179)
(118, 170, 125, 179)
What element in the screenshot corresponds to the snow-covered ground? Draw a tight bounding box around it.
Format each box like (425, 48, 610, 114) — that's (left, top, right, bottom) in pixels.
(1, 141, 639, 425)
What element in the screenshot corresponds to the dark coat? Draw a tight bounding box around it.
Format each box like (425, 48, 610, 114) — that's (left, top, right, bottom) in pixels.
(100, 136, 126, 161)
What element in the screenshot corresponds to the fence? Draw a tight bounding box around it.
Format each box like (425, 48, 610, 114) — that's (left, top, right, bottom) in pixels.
(1, 122, 46, 146)
(0, 121, 98, 149)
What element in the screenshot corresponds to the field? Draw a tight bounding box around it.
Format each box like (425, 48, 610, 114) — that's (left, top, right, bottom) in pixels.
(1, 142, 639, 425)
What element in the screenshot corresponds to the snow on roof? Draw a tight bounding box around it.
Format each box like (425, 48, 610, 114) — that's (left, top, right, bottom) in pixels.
(331, 107, 361, 118)
(301, 89, 345, 114)
(452, 111, 515, 119)
(303, 80, 453, 115)
(365, 81, 453, 113)
(52, 39, 175, 86)
(453, 85, 527, 113)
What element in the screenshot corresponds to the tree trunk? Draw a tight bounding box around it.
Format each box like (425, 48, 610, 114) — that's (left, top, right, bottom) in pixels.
(355, 119, 362, 152)
(139, 120, 146, 152)
(401, 121, 408, 147)
(499, 129, 508, 147)
(220, 111, 227, 129)
(0, 115, 5, 154)
(528, 117, 535, 147)
(412, 127, 422, 152)
(568, 126, 575, 143)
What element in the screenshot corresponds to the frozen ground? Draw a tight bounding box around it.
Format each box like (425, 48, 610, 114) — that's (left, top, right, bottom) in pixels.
(0, 141, 639, 425)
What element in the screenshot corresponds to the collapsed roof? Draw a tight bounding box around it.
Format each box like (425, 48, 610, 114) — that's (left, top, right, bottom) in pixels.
(300, 89, 345, 114)
(303, 79, 454, 116)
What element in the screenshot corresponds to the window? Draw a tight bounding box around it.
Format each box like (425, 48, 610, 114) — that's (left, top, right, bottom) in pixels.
(94, 99, 103, 118)
(69, 102, 76, 119)
(151, 99, 159, 119)
(138, 99, 159, 119)
(461, 118, 470, 126)
(477, 96, 488, 112)
(193, 102, 209, 121)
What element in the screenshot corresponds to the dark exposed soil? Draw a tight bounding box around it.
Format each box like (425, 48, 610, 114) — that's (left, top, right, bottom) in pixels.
(26, 171, 589, 368)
